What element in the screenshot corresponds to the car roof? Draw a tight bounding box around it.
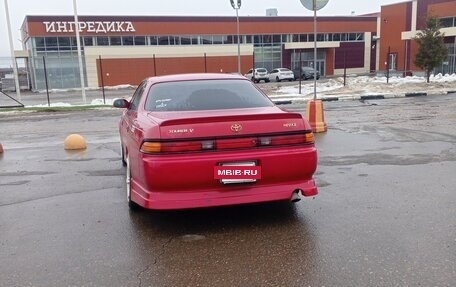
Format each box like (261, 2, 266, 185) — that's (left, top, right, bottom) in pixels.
(145, 73, 247, 84)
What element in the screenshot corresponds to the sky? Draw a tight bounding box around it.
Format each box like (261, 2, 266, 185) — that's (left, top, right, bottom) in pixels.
(0, 0, 403, 58)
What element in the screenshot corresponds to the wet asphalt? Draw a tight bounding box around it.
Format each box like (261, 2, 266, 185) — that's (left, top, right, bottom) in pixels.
(1, 94, 456, 286)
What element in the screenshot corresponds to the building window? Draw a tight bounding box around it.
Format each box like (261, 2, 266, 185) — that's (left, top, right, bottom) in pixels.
(213, 35, 223, 44)
(122, 36, 134, 45)
(201, 35, 212, 44)
(97, 36, 109, 46)
(170, 36, 180, 45)
(45, 37, 58, 50)
(272, 35, 281, 43)
(110, 36, 121, 46)
(263, 35, 272, 44)
(190, 36, 198, 45)
(58, 37, 70, 48)
(388, 53, 397, 71)
(134, 36, 146, 45)
(34, 37, 45, 52)
(148, 36, 157, 45)
(439, 17, 454, 28)
(158, 36, 170, 45)
(83, 37, 93, 46)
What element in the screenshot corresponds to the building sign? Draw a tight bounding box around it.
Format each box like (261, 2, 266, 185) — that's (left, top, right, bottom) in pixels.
(43, 21, 136, 33)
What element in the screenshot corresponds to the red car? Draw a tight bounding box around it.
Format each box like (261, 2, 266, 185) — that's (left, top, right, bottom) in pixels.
(114, 73, 318, 210)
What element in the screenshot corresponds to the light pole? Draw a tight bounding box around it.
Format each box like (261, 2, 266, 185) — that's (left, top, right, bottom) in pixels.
(300, 0, 329, 133)
(73, 0, 86, 103)
(230, 0, 241, 74)
(4, 0, 21, 101)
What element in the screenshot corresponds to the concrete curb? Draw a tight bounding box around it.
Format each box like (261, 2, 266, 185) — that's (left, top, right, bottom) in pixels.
(360, 95, 385, 100)
(273, 100, 293, 105)
(321, 97, 339, 102)
(405, 92, 427, 97)
(315, 89, 456, 103)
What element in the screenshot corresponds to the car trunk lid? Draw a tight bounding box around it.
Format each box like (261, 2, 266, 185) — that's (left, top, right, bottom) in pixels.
(149, 109, 310, 139)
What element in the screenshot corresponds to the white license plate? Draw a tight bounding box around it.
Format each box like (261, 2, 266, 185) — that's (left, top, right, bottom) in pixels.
(219, 161, 258, 184)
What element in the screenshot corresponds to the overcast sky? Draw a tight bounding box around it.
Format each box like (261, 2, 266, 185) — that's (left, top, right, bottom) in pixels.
(0, 0, 402, 58)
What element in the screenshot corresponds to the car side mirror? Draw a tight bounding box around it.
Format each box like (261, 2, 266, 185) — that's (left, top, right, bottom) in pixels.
(113, 98, 130, 109)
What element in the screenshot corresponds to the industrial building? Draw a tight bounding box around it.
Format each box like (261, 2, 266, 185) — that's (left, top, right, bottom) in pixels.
(14, 0, 456, 90)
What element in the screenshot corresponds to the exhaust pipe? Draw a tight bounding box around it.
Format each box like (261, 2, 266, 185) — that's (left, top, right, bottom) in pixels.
(290, 190, 302, 203)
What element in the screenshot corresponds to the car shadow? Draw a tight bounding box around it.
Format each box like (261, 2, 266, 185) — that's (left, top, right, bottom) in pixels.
(129, 201, 302, 235)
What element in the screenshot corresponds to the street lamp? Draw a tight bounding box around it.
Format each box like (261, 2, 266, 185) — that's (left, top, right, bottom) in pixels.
(73, 0, 86, 103)
(300, 0, 328, 100)
(3, 0, 21, 101)
(300, 0, 329, 133)
(230, 0, 241, 74)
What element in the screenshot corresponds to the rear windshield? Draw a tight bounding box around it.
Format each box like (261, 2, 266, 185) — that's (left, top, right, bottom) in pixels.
(256, 68, 267, 73)
(145, 79, 273, 111)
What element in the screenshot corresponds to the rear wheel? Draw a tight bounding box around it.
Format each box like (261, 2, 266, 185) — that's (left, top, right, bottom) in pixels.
(265, 79, 270, 83)
(125, 157, 140, 211)
(120, 142, 126, 166)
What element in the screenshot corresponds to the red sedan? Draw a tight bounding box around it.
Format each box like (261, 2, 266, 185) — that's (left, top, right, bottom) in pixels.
(114, 73, 318, 210)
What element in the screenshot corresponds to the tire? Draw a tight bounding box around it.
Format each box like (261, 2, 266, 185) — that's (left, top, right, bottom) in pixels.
(120, 142, 126, 167)
(276, 76, 281, 82)
(125, 157, 140, 211)
(265, 79, 270, 83)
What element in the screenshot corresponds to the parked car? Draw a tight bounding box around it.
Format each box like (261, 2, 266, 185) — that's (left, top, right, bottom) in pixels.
(293, 66, 320, 80)
(244, 68, 270, 83)
(268, 68, 295, 82)
(113, 73, 318, 210)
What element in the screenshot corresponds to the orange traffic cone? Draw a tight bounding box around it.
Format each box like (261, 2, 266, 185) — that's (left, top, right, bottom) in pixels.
(306, 99, 327, 133)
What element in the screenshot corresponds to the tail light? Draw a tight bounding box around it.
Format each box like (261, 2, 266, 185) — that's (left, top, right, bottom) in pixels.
(140, 132, 314, 154)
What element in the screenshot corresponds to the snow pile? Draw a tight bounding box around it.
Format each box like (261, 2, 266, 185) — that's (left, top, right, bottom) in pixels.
(36, 84, 134, 94)
(267, 73, 456, 101)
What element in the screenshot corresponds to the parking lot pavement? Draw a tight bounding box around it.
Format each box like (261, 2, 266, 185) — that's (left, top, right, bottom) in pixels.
(1, 94, 456, 286)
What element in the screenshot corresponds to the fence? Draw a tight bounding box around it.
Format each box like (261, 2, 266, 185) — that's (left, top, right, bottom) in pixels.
(1, 52, 455, 108)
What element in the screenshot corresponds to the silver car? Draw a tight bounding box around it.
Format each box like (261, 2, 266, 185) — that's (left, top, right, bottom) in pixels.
(245, 68, 270, 83)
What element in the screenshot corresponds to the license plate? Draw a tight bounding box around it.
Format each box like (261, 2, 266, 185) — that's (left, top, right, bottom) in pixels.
(214, 162, 261, 184)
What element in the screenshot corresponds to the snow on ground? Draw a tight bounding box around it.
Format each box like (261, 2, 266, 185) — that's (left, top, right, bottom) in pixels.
(267, 73, 456, 102)
(27, 98, 119, 108)
(36, 84, 135, 94)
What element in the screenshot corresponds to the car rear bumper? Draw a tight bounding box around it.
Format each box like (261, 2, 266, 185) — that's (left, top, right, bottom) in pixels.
(279, 75, 294, 80)
(131, 178, 317, 210)
(131, 147, 318, 210)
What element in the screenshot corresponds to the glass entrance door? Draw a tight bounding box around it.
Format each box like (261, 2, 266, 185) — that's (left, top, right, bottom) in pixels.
(291, 50, 326, 76)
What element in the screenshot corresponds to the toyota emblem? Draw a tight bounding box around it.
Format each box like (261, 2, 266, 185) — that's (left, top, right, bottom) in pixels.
(231, 123, 242, 133)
